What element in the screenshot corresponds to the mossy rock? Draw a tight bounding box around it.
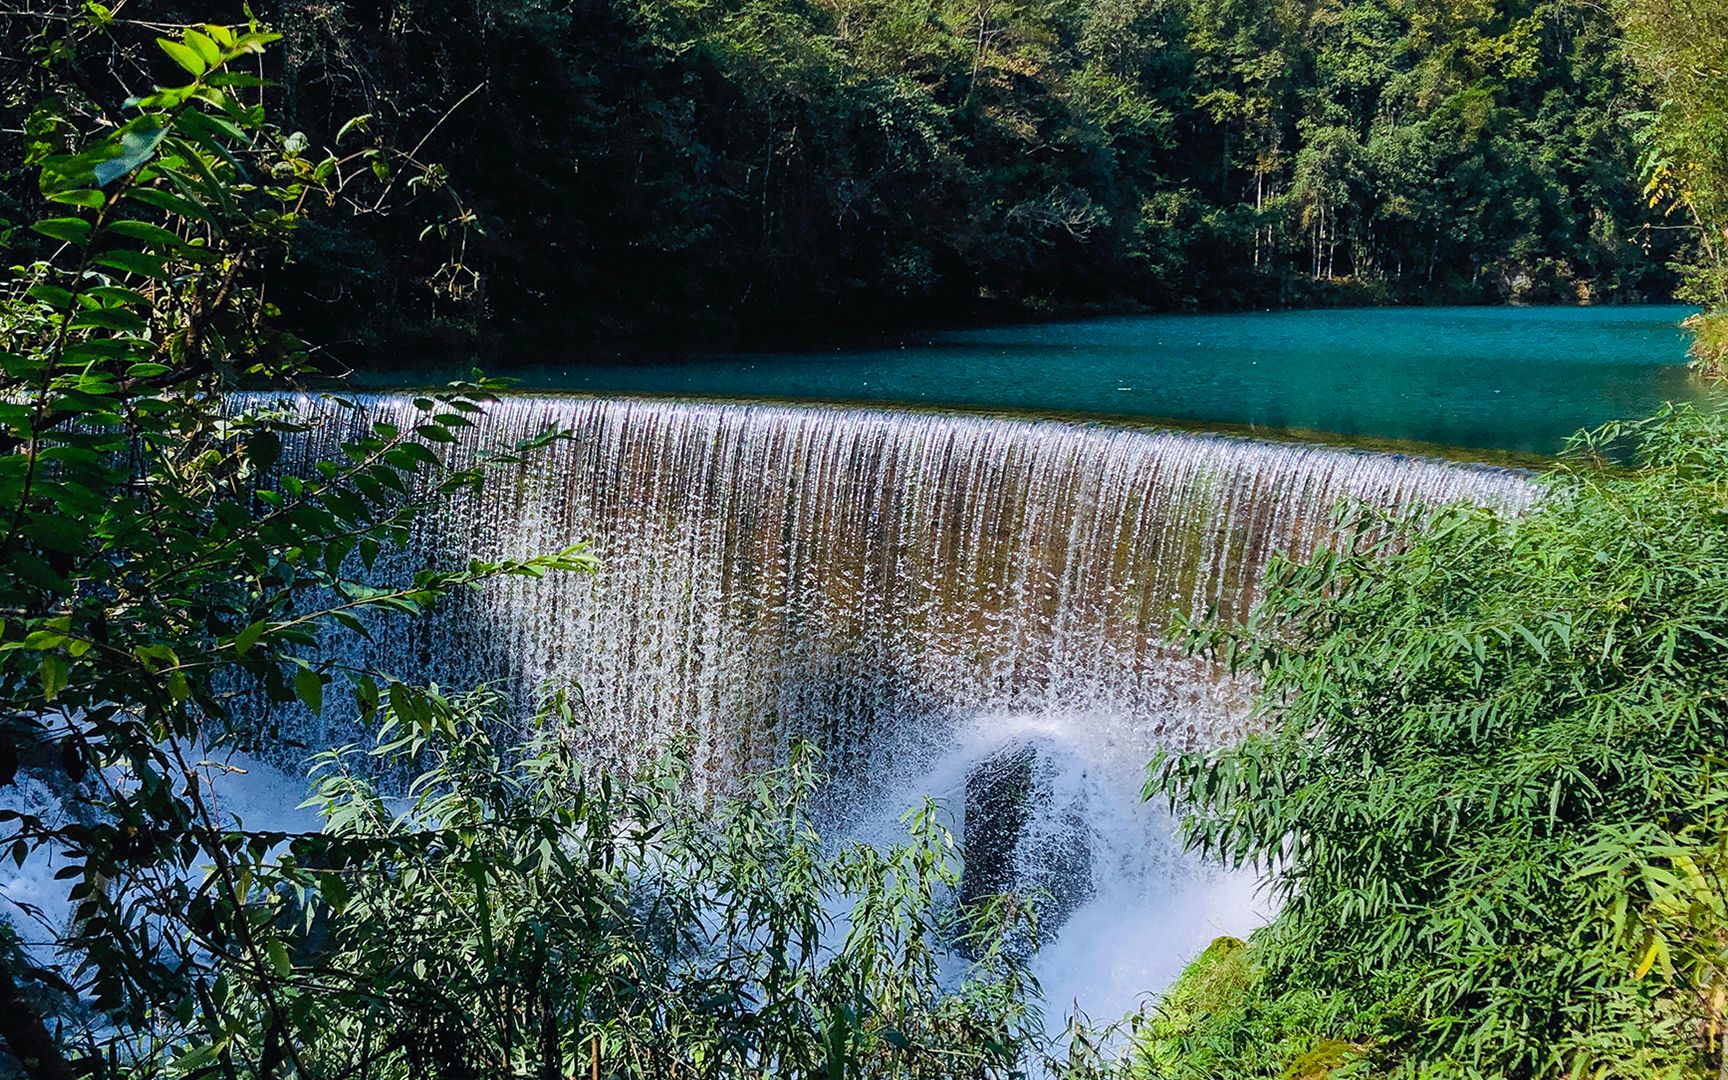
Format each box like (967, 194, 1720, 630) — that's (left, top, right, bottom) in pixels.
(1132, 936, 1255, 1074)
(1132, 941, 1373, 1079)
(1281, 1038, 1359, 1080)
(1158, 935, 1252, 1022)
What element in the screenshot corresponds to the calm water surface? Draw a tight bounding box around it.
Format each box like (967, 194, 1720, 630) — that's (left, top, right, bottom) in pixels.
(439, 306, 1703, 455)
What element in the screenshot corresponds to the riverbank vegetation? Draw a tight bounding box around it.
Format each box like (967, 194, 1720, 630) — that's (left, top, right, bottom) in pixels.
(2, 0, 1690, 358)
(1145, 401, 1728, 1077)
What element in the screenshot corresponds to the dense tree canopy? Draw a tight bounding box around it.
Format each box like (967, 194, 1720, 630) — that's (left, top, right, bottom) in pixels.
(1616, 0, 1728, 372)
(1, 0, 1685, 359)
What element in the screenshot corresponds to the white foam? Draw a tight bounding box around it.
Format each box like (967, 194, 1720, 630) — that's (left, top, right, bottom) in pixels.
(840, 709, 1270, 1031)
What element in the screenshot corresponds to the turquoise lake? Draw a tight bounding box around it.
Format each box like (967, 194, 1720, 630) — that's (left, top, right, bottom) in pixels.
(425, 306, 1704, 455)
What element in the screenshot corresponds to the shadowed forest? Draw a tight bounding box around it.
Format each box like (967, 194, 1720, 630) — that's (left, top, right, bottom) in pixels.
(0, 0, 1702, 357)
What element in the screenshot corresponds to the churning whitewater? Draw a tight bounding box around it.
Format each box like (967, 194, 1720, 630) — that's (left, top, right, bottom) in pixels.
(257, 393, 1533, 1018)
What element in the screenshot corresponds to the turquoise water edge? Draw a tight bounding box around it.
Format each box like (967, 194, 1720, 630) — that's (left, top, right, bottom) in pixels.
(378, 306, 1702, 456)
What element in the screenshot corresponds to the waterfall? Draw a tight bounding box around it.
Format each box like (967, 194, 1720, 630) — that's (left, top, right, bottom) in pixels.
(257, 391, 1539, 1023)
(273, 394, 1533, 786)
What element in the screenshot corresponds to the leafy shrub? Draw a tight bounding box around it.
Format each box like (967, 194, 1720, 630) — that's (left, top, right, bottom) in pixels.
(1150, 402, 1728, 1078)
(0, 23, 584, 1077)
(160, 687, 1045, 1078)
(1686, 312, 1728, 378)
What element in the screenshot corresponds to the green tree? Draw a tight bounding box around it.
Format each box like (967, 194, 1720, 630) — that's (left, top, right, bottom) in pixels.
(1618, 0, 1728, 371)
(0, 22, 587, 1075)
(1289, 123, 1366, 280)
(1150, 402, 1728, 1077)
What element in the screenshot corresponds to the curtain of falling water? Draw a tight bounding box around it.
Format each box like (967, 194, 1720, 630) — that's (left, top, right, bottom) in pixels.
(265, 394, 1533, 784)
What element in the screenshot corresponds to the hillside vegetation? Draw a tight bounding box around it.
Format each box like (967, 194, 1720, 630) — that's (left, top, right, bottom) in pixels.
(1, 0, 1686, 357)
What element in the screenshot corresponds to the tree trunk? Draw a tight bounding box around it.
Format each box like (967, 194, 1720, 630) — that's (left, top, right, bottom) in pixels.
(1254, 170, 1264, 268)
(0, 959, 74, 1080)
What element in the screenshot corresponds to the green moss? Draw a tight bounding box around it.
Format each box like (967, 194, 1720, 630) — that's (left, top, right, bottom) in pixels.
(1158, 936, 1253, 1026)
(1128, 938, 1377, 1079)
(1281, 1039, 1359, 1080)
(1133, 937, 1258, 1077)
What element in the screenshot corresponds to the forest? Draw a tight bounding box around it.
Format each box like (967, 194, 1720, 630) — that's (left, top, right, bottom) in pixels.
(0, 0, 1703, 357)
(2, 0, 1728, 1078)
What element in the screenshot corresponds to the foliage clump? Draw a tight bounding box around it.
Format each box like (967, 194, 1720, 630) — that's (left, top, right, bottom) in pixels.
(1618, 0, 1728, 316)
(1685, 311, 1728, 379)
(167, 687, 1045, 1078)
(1160, 936, 1252, 1020)
(1151, 401, 1728, 1077)
(0, 22, 585, 1079)
(1125, 935, 1387, 1080)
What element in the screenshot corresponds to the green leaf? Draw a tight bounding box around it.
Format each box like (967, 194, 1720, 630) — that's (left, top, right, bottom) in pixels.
(123, 87, 191, 111)
(177, 109, 250, 149)
(158, 37, 207, 75)
(92, 250, 169, 280)
(103, 220, 185, 250)
(246, 430, 281, 471)
(32, 217, 92, 245)
(266, 937, 293, 976)
(336, 114, 373, 143)
(92, 117, 171, 188)
(70, 309, 148, 334)
(184, 29, 222, 68)
(206, 72, 267, 89)
(295, 666, 324, 715)
(26, 284, 75, 311)
(170, 1043, 221, 1072)
(321, 872, 349, 914)
(233, 620, 266, 657)
(124, 186, 216, 227)
(466, 860, 497, 962)
(85, 286, 152, 309)
(46, 189, 104, 209)
(40, 654, 68, 701)
(233, 31, 283, 54)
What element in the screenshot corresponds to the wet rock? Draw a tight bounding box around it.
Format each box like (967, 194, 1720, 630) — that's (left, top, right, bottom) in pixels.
(959, 740, 1094, 951)
(960, 744, 1036, 910)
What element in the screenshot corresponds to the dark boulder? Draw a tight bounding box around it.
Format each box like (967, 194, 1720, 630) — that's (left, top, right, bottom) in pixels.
(959, 740, 1094, 953)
